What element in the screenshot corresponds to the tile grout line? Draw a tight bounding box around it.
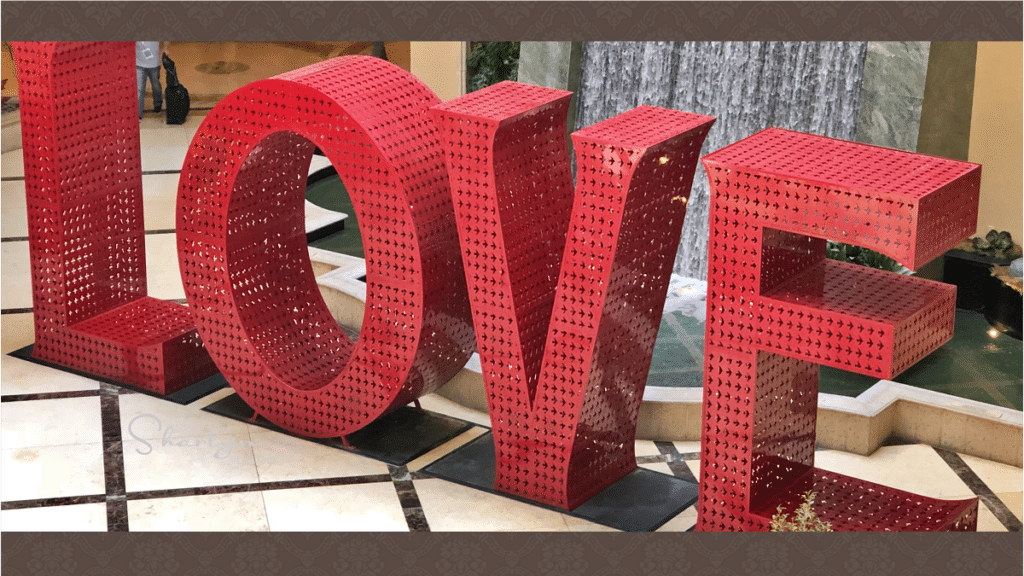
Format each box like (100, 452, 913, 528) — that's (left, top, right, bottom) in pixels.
(1, 169, 183, 183)
(99, 383, 129, 531)
(932, 446, 1022, 532)
(2, 228, 177, 244)
(389, 464, 430, 532)
(1, 476, 397, 511)
(1, 494, 108, 511)
(1, 389, 102, 402)
(126, 475, 395, 501)
(650, 440, 702, 533)
(652, 441, 699, 485)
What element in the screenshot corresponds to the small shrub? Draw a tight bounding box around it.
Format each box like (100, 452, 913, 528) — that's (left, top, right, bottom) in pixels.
(770, 491, 833, 532)
(826, 241, 903, 273)
(957, 230, 1023, 262)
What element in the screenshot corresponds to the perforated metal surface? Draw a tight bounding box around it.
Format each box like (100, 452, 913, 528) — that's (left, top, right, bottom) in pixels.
(696, 128, 980, 531)
(12, 41, 216, 394)
(431, 81, 715, 509)
(177, 56, 476, 438)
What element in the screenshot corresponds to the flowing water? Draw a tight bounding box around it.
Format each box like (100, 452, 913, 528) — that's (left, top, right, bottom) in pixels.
(577, 41, 869, 279)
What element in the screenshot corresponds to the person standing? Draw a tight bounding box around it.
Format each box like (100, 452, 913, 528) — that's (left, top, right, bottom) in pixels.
(136, 41, 162, 120)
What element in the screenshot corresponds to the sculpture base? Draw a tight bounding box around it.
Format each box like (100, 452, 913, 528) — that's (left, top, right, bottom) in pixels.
(8, 344, 227, 404)
(422, 432, 699, 532)
(202, 393, 475, 467)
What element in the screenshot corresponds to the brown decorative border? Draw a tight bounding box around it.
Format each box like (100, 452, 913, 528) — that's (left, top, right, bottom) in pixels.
(0, 532, 1021, 573)
(1, 1, 1021, 575)
(0, 2, 1021, 41)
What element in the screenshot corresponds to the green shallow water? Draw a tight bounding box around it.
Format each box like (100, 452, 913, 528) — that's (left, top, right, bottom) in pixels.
(647, 308, 1023, 411)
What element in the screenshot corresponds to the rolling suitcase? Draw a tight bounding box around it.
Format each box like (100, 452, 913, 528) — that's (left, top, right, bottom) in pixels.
(162, 53, 190, 125)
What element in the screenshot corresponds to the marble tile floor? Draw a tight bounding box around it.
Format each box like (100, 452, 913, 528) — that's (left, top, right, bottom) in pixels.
(1, 356, 1022, 532)
(2, 94, 1022, 534)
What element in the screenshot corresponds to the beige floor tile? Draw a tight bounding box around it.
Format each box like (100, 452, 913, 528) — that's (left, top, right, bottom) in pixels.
(1, 240, 30, 309)
(122, 433, 259, 493)
(1, 179, 27, 237)
(672, 440, 701, 454)
(120, 391, 251, 441)
(142, 173, 184, 231)
(1, 443, 105, 502)
(145, 233, 187, 300)
(1, 503, 108, 531)
(813, 445, 972, 499)
(1, 354, 100, 396)
(977, 500, 1011, 532)
(2, 396, 103, 448)
(262, 483, 408, 532)
(993, 491, 1022, 524)
(685, 457, 700, 478)
(0, 313, 34, 354)
(1, 147, 24, 177)
(958, 453, 1023, 494)
(415, 478, 575, 531)
(405, 427, 488, 472)
(634, 440, 661, 457)
(248, 427, 390, 482)
(128, 492, 270, 531)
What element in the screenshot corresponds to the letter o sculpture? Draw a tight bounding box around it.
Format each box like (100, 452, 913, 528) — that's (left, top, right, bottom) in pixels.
(177, 56, 475, 437)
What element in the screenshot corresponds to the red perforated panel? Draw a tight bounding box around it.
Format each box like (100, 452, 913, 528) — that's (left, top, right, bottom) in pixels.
(177, 56, 476, 438)
(697, 128, 980, 531)
(12, 41, 216, 394)
(432, 81, 715, 509)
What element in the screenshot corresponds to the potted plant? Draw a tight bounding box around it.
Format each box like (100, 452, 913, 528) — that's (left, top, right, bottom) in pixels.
(943, 230, 1022, 313)
(986, 260, 1022, 339)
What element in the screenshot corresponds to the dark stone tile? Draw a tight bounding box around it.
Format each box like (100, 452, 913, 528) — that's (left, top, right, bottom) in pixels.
(403, 507, 430, 532)
(933, 447, 1023, 532)
(0, 389, 101, 402)
(106, 498, 129, 532)
(0, 494, 107, 510)
(125, 474, 395, 502)
(393, 480, 421, 509)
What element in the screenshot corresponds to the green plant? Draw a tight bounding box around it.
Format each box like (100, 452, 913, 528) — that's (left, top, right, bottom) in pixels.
(959, 230, 1023, 262)
(826, 241, 903, 273)
(466, 42, 520, 92)
(770, 491, 833, 532)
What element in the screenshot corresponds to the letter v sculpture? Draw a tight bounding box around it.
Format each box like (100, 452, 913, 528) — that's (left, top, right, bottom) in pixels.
(431, 82, 715, 510)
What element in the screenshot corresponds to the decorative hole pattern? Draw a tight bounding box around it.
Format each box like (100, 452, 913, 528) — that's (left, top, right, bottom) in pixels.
(11, 41, 216, 395)
(696, 128, 980, 531)
(431, 81, 715, 509)
(177, 56, 475, 438)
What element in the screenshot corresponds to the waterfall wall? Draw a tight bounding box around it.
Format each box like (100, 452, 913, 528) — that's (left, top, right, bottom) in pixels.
(576, 42, 869, 280)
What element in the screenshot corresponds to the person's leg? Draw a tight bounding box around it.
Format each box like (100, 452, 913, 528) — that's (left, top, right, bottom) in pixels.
(136, 66, 146, 119)
(147, 66, 162, 113)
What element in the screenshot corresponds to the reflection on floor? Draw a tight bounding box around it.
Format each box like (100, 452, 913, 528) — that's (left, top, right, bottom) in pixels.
(2, 94, 1021, 533)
